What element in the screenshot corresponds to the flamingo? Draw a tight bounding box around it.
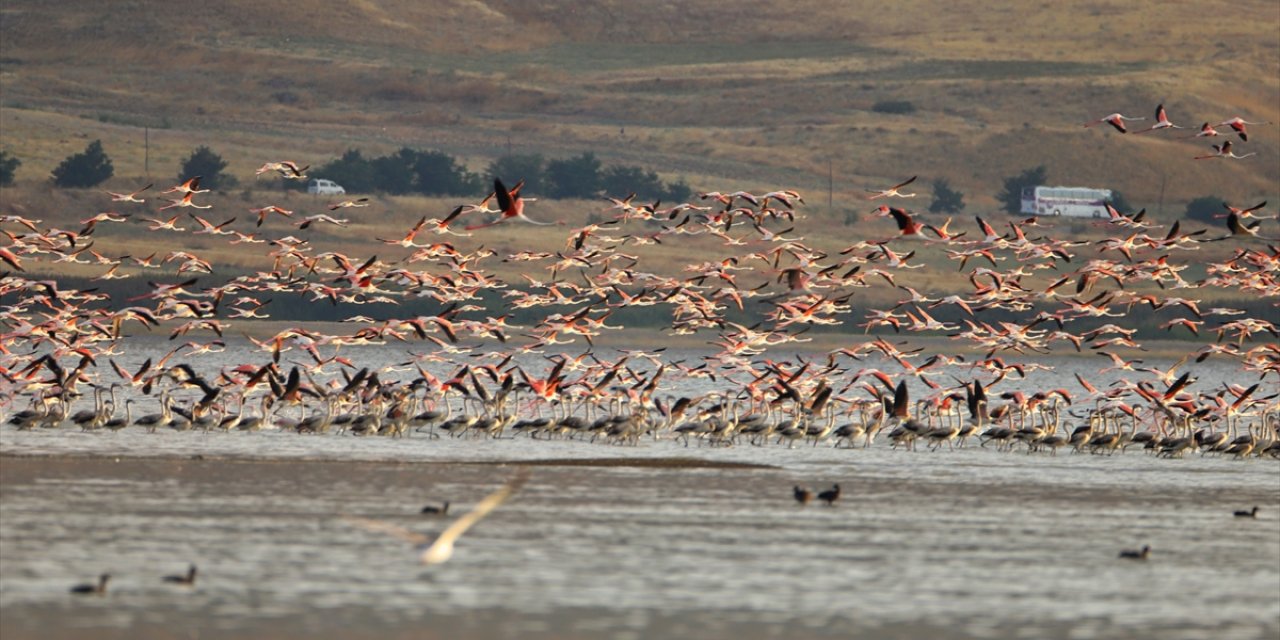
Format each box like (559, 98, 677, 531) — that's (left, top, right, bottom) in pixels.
(1214, 117, 1268, 142)
(342, 470, 528, 565)
(1194, 140, 1256, 160)
(158, 192, 212, 211)
(1185, 122, 1222, 139)
(256, 161, 309, 179)
(1132, 104, 1183, 134)
(465, 178, 555, 230)
(104, 183, 152, 203)
(876, 205, 926, 238)
(1083, 113, 1143, 133)
(249, 205, 294, 227)
(161, 176, 208, 194)
(328, 198, 369, 210)
(867, 176, 918, 199)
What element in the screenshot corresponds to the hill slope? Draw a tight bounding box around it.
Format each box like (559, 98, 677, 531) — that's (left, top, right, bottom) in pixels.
(1, 0, 1277, 213)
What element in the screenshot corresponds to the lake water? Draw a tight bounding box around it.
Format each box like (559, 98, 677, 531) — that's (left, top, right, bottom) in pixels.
(1, 344, 1278, 640)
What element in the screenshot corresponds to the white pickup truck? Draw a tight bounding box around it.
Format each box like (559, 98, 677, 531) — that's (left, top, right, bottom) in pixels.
(307, 179, 345, 195)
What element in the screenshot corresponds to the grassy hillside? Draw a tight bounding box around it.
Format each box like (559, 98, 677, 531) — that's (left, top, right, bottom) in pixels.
(1, 0, 1277, 216)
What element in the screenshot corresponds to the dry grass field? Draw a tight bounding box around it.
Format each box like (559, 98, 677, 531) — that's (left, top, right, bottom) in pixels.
(0, 0, 1275, 212)
(0, 0, 1276, 326)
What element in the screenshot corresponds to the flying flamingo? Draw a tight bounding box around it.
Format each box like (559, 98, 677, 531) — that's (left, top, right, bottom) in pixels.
(876, 205, 926, 238)
(1220, 201, 1268, 219)
(161, 176, 208, 195)
(1194, 140, 1255, 160)
(104, 183, 153, 203)
(465, 178, 555, 230)
(1185, 122, 1222, 139)
(1132, 104, 1184, 134)
(256, 161, 310, 179)
(1214, 117, 1269, 142)
(158, 191, 212, 211)
(1083, 113, 1144, 133)
(328, 198, 369, 210)
(342, 470, 528, 565)
(866, 176, 918, 199)
(249, 205, 294, 227)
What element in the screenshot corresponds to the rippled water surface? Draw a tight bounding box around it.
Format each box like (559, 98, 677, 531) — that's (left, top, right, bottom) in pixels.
(2, 347, 1278, 639)
(3, 438, 1278, 639)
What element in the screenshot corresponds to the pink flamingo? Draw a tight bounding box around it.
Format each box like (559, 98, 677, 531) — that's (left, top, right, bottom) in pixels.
(465, 178, 555, 230)
(1132, 104, 1184, 134)
(1214, 117, 1269, 142)
(1083, 113, 1144, 133)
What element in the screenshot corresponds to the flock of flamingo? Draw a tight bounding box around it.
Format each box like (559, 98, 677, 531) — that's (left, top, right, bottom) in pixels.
(2, 110, 1278, 461)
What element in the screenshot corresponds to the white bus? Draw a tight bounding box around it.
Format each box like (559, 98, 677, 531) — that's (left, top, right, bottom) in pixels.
(1020, 186, 1112, 218)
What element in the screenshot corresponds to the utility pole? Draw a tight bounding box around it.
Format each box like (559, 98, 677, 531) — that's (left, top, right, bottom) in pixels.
(828, 158, 833, 211)
(1157, 174, 1167, 218)
(144, 127, 150, 179)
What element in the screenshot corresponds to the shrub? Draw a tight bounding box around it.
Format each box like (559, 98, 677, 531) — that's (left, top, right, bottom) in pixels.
(486, 154, 546, 196)
(0, 150, 19, 186)
(928, 178, 965, 214)
(1108, 190, 1135, 215)
(178, 146, 234, 191)
(996, 165, 1047, 215)
(370, 148, 418, 195)
(546, 152, 601, 199)
(52, 140, 113, 188)
(601, 165, 666, 202)
(310, 149, 378, 194)
(412, 150, 482, 196)
(662, 178, 693, 204)
(1184, 196, 1224, 223)
(872, 100, 916, 114)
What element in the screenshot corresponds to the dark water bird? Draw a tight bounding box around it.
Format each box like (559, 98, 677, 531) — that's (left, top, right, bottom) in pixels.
(162, 564, 197, 586)
(344, 470, 529, 565)
(421, 501, 450, 515)
(793, 485, 813, 505)
(70, 573, 110, 595)
(1233, 506, 1259, 518)
(818, 483, 841, 506)
(1118, 545, 1151, 560)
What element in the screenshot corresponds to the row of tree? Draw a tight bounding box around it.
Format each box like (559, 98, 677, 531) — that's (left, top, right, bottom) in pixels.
(292, 148, 693, 203)
(0, 143, 1234, 223)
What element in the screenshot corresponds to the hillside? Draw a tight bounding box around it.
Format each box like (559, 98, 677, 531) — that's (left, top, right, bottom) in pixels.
(0, 0, 1277, 215)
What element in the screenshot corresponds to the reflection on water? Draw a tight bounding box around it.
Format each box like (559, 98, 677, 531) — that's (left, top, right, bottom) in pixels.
(2, 443, 1278, 640)
(2, 346, 1277, 639)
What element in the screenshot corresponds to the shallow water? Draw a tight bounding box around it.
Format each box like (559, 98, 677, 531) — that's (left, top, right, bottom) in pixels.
(3, 343, 1278, 639)
(2, 436, 1277, 640)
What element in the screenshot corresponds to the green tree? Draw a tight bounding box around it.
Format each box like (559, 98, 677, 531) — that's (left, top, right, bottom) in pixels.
(1184, 195, 1224, 223)
(662, 178, 693, 204)
(412, 150, 481, 196)
(872, 99, 916, 114)
(1108, 190, 1134, 215)
(486, 154, 545, 196)
(928, 178, 965, 214)
(52, 140, 114, 188)
(178, 146, 234, 191)
(313, 149, 377, 193)
(0, 150, 19, 186)
(996, 165, 1047, 215)
(546, 152, 601, 199)
(601, 164, 666, 202)
(370, 148, 418, 195)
